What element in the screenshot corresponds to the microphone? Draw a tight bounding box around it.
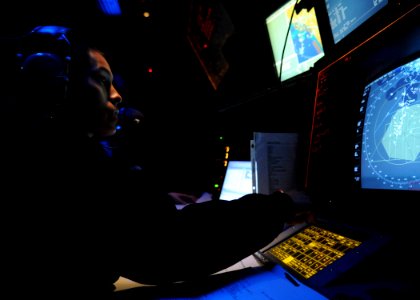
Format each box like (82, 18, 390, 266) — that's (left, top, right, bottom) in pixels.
(117, 107, 145, 129)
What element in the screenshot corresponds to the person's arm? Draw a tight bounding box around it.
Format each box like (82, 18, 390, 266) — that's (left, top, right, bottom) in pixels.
(119, 191, 296, 284)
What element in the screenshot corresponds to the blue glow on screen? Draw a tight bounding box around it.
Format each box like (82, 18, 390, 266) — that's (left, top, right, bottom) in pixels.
(98, 0, 122, 16)
(359, 56, 420, 191)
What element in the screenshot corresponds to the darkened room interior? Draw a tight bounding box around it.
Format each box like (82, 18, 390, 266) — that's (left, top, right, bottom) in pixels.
(1, 0, 419, 298)
(1, 0, 319, 194)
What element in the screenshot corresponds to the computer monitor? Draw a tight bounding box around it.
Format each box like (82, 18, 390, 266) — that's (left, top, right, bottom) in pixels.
(219, 161, 253, 201)
(354, 54, 420, 191)
(304, 4, 419, 216)
(265, 0, 325, 83)
(324, 0, 388, 44)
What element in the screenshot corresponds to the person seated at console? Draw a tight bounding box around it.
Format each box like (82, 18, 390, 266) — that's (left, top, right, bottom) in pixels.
(2, 24, 312, 298)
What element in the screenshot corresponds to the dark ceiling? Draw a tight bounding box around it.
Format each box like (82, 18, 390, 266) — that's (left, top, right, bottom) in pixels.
(1, 0, 282, 108)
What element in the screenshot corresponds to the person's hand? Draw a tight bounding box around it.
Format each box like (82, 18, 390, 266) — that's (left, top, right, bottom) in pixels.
(286, 209, 316, 226)
(274, 189, 316, 226)
(168, 192, 198, 205)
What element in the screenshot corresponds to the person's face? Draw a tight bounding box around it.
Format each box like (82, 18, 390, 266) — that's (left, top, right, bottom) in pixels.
(84, 49, 122, 137)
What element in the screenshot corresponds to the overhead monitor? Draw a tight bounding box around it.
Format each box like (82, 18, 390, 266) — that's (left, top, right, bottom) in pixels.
(324, 0, 388, 44)
(265, 0, 325, 83)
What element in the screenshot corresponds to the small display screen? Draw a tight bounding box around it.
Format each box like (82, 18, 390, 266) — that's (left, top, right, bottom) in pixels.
(266, 225, 362, 279)
(266, 0, 325, 82)
(324, 0, 388, 44)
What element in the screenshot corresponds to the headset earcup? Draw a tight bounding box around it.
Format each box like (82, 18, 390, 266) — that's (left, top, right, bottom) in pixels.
(21, 52, 67, 79)
(17, 25, 72, 114)
(19, 52, 69, 111)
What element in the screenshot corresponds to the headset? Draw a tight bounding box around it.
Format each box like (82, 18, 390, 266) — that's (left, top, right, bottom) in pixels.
(17, 25, 73, 113)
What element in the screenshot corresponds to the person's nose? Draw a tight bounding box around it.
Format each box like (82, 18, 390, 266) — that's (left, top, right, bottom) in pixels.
(110, 85, 123, 107)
